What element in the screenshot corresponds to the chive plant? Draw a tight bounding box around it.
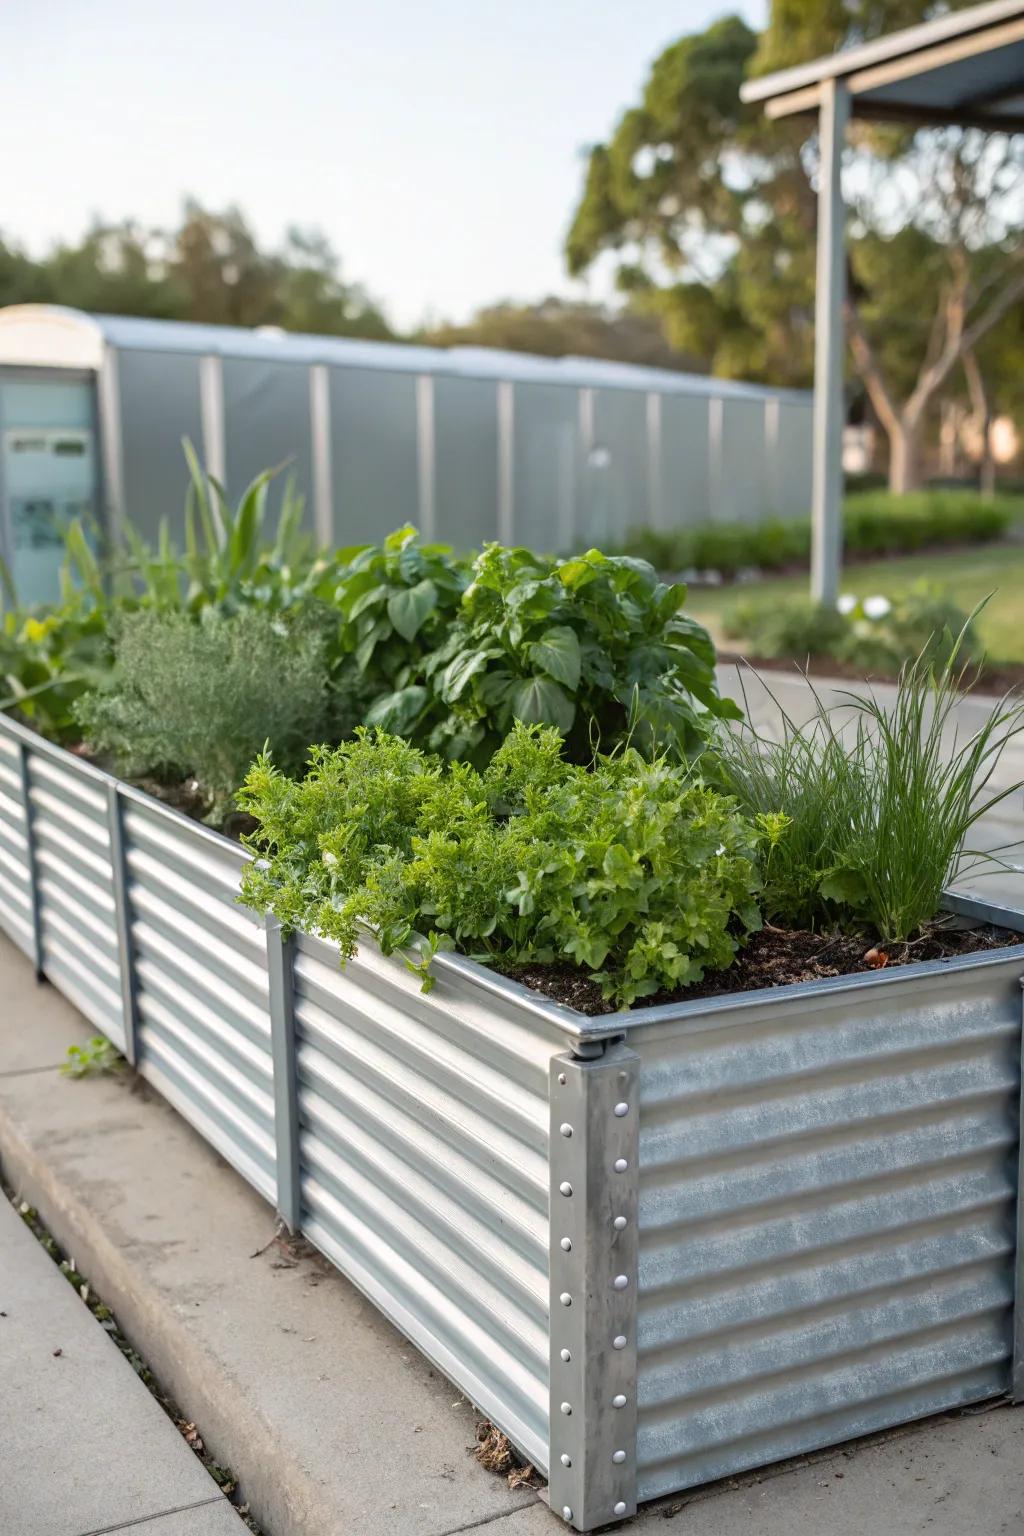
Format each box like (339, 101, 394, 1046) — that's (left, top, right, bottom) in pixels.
(713, 620, 1024, 944)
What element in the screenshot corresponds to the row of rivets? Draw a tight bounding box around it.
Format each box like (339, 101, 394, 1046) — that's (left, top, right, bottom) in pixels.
(553, 1070, 634, 1528)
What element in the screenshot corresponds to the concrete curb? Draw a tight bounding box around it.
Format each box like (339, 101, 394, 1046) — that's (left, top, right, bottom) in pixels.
(0, 937, 543, 1536)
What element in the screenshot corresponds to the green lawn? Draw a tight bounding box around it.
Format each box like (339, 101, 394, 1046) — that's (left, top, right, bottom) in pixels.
(687, 541, 1024, 664)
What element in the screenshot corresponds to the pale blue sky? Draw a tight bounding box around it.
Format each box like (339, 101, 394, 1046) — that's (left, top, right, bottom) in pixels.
(3, 0, 764, 329)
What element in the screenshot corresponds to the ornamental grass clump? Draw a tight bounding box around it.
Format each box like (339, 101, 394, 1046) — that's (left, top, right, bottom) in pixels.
(712, 630, 1024, 945)
(239, 722, 762, 1006)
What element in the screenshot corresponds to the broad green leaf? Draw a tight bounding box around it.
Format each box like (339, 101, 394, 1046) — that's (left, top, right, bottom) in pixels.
(440, 647, 499, 701)
(388, 578, 438, 642)
(819, 868, 869, 907)
(530, 625, 581, 691)
(508, 676, 575, 734)
(364, 686, 428, 735)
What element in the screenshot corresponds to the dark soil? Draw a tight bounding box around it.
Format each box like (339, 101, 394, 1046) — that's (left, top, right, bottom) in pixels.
(505, 919, 1023, 1016)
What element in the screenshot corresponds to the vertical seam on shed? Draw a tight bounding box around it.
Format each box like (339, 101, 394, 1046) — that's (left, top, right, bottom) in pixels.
(309, 363, 333, 548)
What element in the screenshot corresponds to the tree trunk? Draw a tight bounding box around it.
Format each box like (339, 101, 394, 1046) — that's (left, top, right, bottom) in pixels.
(888, 418, 923, 494)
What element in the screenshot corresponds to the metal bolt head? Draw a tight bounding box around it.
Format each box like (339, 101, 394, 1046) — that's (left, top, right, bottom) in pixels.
(612, 1449, 626, 1464)
(613, 1335, 627, 1350)
(560, 1401, 572, 1416)
(614, 1501, 627, 1516)
(560, 1347, 571, 1362)
(558, 1073, 567, 1085)
(559, 1181, 573, 1196)
(612, 1393, 627, 1408)
(614, 1158, 628, 1173)
(562, 1508, 573, 1521)
(614, 1102, 629, 1117)
(560, 1453, 572, 1467)
(560, 1236, 572, 1252)
(613, 1274, 629, 1290)
(560, 1291, 572, 1307)
(560, 1122, 573, 1138)
(613, 1215, 627, 1231)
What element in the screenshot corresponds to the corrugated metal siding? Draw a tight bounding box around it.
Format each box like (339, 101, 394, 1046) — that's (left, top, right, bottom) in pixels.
(123, 797, 276, 1204)
(630, 960, 1024, 1502)
(291, 932, 562, 1471)
(26, 752, 125, 1047)
(0, 732, 33, 958)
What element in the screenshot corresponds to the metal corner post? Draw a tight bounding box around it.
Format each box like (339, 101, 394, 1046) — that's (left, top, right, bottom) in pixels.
(105, 783, 138, 1065)
(265, 915, 302, 1233)
(548, 1042, 639, 1531)
(15, 739, 43, 979)
(1013, 979, 1024, 1404)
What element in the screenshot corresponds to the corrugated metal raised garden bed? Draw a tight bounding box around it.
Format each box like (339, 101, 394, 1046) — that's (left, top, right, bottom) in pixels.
(1, 707, 1023, 1531)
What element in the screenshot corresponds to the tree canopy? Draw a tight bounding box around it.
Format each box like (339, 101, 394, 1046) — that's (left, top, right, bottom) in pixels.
(566, 2, 1024, 489)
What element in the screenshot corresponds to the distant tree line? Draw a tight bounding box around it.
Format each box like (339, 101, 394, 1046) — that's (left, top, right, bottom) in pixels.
(0, 202, 702, 375)
(0, 199, 394, 340)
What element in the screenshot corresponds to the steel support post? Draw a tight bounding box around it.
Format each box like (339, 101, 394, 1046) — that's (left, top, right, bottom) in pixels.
(548, 1042, 640, 1531)
(266, 915, 302, 1233)
(810, 76, 849, 606)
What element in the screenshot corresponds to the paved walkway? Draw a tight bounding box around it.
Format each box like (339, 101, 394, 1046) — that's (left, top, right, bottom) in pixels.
(0, 1174, 239, 1536)
(717, 664, 1024, 908)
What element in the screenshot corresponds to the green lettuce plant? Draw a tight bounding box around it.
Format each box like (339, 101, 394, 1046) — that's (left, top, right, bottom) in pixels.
(239, 722, 762, 1006)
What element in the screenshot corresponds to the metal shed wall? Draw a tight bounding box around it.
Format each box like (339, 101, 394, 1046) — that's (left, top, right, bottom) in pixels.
(328, 367, 420, 543)
(222, 358, 314, 530)
(117, 349, 204, 540)
(629, 960, 1024, 1502)
(511, 382, 579, 553)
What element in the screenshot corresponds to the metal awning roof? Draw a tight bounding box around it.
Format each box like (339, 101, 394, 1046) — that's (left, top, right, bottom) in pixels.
(741, 0, 1024, 130)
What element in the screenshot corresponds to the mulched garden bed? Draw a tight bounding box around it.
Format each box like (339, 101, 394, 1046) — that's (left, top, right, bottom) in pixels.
(505, 919, 1022, 1017)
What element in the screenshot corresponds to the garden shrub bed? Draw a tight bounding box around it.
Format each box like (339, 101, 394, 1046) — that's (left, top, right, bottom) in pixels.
(618, 489, 1022, 581)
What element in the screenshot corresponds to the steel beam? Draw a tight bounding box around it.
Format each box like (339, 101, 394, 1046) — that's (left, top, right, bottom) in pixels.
(810, 77, 849, 606)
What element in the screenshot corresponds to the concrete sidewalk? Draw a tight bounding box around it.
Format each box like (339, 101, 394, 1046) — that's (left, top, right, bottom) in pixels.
(2, 932, 1024, 1535)
(0, 1170, 238, 1536)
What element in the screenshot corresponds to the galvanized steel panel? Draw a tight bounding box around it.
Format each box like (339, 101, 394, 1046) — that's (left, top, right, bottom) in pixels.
(290, 930, 566, 1471)
(122, 798, 277, 1204)
(433, 375, 499, 549)
(0, 732, 33, 958)
(773, 400, 814, 517)
(511, 382, 579, 554)
(658, 395, 711, 531)
(328, 367, 419, 542)
(715, 398, 767, 524)
(588, 389, 648, 545)
(25, 751, 125, 1047)
(222, 357, 313, 526)
(628, 956, 1024, 1502)
(117, 349, 203, 540)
